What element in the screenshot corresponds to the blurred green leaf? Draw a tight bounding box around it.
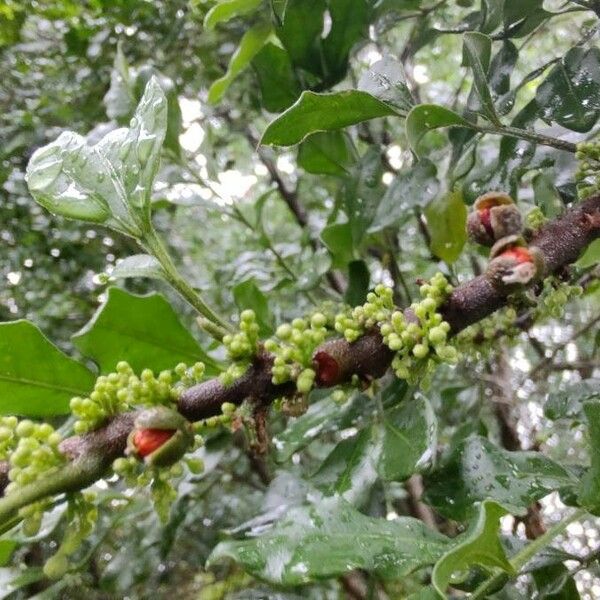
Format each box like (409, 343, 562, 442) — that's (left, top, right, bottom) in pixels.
(579, 401, 600, 514)
(72, 287, 218, 375)
(208, 23, 273, 104)
(208, 496, 451, 584)
(424, 436, 576, 520)
(358, 56, 414, 114)
(536, 47, 600, 133)
(432, 500, 514, 596)
(424, 189, 467, 264)
(544, 379, 600, 421)
(406, 104, 473, 155)
(232, 278, 274, 336)
(321, 222, 354, 268)
(110, 254, 166, 281)
(297, 131, 355, 176)
(344, 260, 370, 306)
(261, 90, 398, 146)
(0, 320, 94, 417)
(203, 0, 262, 30)
(576, 238, 600, 268)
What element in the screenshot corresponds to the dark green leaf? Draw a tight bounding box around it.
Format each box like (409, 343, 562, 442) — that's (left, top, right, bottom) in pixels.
(532, 563, 581, 600)
(489, 41, 518, 96)
(544, 379, 600, 421)
(369, 158, 439, 232)
(297, 131, 355, 177)
(424, 189, 467, 264)
(252, 43, 301, 112)
(423, 436, 577, 520)
(261, 90, 398, 146)
(208, 496, 451, 584)
(321, 222, 354, 268)
(378, 394, 437, 481)
(344, 260, 370, 306)
(432, 500, 514, 596)
(463, 32, 500, 124)
(72, 287, 218, 375)
(406, 104, 474, 156)
(358, 56, 413, 114)
(208, 23, 272, 104)
(232, 278, 274, 336)
(0, 321, 94, 417)
(536, 47, 600, 133)
(579, 401, 600, 514)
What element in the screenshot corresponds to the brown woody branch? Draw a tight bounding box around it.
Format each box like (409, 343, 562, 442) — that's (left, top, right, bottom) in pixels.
(0, 194, 598, 499)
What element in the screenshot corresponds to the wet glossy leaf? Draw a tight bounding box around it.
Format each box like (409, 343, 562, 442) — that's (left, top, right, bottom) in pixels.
(208, 496, 451, 584)
(544, 379, 600, 422)
(378, 394, 437, 481)
(110, 254, 166, 281)
(358, 56, 413, 114)
(297, 131, 355, 177)
(424, 189, 467, 264)
(369, 158, 439, 232)
(72, 287, 218, 375)
(261, 90, 398, 146)
(423, 436, 577, 520)
(432, 500, 514, 596)
(489, 40, 518, 96)
(204, 0, 262, 30)
(532, 563, 581, 600)
(208, 23, 272, 104)
(103, 42, 135, 122)
(536, 47, 600, 133)
(252, 43, 301, 112)
(406, 104, 474, 155)
(232, 278, 274, 336)
(0, 321, 94, 417)
(463, 32, 500, 124)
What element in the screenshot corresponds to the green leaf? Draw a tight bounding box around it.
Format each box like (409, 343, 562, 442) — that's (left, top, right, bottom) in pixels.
(232, 278, 274, 336)
(323, 0, 369, 81)
(358, 56, 414, 114)
(424, 189, 467, 264)
(544, 379, 600, 421)
(423, 436, 577, 521)
(72, 287, 218, 375)
(261, 90, 398, 146)
(576, 238, 600, 268)
(273, 392, 364, 462)
(26, 78, 168, 235)
(321, 222, 354, 268)
(208, 23, 272, 104)
(252, 43, 301, 112)
(0, 321, 95, 417)
(208, 496, 450, 584)
(275, 0, 326, 74)
(0, 541, 16, 568)
(344, 260, 370, 306)
(203, 0, 262, 30)
(463, 32, 500, 125)
(369, 159, 439, 232)
(0, 567, 45, 600)
(532, 563, 581, 600)
(579, 401, 600, 514)
(297, 131, 355, 177)
(103, 42, 135, 122)
(110, 254, 166, 281)
(378, 394, 437, 481)
(536, 47, 600, 133)
(432, 500, 514, 597)
(312, 427, 379, 505)
(406, 104, 474, 155)
(489, 40, 518, 96)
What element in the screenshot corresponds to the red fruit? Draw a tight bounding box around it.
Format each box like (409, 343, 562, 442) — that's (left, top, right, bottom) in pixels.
(500, 246, 533, 264)
(313, 351, 340, 386)
(479, 207, 493, 238)
(133, 428, 174, 457)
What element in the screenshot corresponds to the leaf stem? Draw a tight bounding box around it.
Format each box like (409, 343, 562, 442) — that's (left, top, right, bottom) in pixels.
(471, 507, 588, 599)
(477, 124, 577, 153)
(141, 225, 232, 340)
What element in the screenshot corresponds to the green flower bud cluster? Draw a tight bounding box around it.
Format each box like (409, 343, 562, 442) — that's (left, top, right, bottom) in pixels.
(198, 401, 237, 428)
(456, 307, 519, 357)
(378, 274, 457, 383)
(535, 277, 583, 320)
(43, 492, 98, 579)
(575, 141, 600, 200)
(6, 420, 65, 535)
(70, 361, 204, 435)
(266, 313, 328, 389)
(0, 416, 18, 461)
(220, 310, 259, 386)
(525, 206, 547, 231)
(335, 284, 394, 342)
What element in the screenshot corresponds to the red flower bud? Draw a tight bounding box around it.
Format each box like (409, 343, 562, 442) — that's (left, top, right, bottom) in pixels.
(132, 428, 175, 458)
(313, 351, 340, 386)
(498, 246, 533, 264)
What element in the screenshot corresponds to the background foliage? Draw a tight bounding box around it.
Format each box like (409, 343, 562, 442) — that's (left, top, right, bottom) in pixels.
(1, 0, 600, 598)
